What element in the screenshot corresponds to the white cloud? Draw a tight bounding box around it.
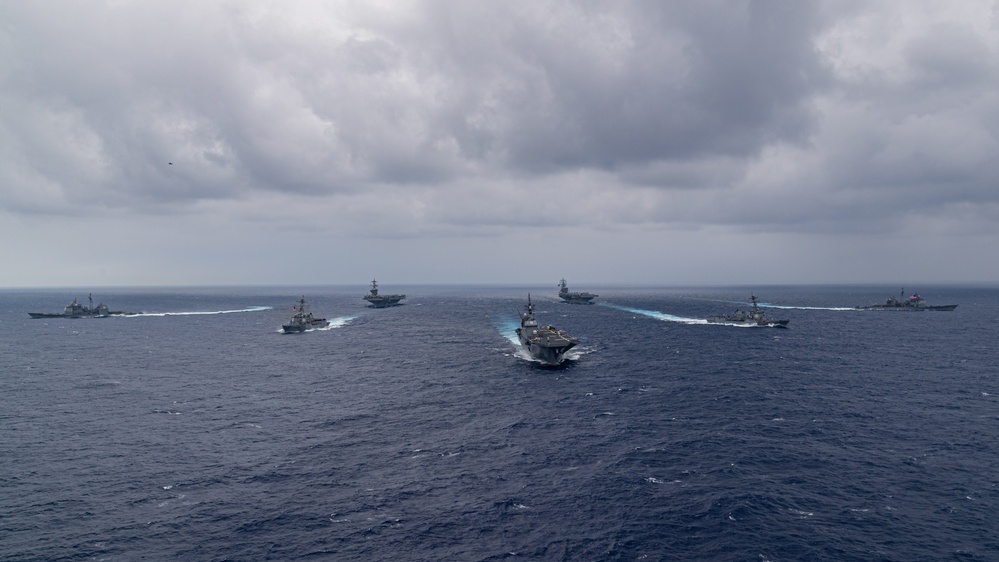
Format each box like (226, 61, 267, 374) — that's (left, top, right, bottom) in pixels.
(1, 0, 997, 286)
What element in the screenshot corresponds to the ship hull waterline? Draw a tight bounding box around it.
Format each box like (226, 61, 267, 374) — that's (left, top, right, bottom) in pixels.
(855, 305, 957, 311)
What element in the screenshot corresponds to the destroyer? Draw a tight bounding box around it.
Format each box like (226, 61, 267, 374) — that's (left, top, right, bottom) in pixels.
(282, 297, 329, 333)
(856, 289, 957, 311)
(515, 294, 579, 364)
(28, 294, 137, 318)
(362, 279, 405, 308)
(557, 278, 598, 304)
(706, 295, 789, 328)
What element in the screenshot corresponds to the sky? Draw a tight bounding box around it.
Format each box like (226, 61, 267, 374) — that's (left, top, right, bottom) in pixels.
(2, 1, 998, 288)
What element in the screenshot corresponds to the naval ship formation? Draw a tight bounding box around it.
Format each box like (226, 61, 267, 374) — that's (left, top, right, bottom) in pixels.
(282, 297, 329, 333)
(25, 282, 965, 368)
(516, 294, 579, 365)
(557, 278, 597, 304)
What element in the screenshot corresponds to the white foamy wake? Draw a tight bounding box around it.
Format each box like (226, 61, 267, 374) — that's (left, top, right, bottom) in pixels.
(756, 304, 855, 311)
(698, 297, 855, 312)
(130, 306, 272, 317)
(512, 346, 583, 365)
(496, 319, 522, 347)
(601, 303, 708, 325)
(316, 316, 357, 330)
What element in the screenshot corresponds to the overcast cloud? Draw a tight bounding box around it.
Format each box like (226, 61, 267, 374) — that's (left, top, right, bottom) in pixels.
(2, 0, 998, 287)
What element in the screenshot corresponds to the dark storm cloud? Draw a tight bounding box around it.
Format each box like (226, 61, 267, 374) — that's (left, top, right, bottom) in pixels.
(497, 2, 828, 172)
(1, 1, 835, 211)
(1, 1, 998, 288)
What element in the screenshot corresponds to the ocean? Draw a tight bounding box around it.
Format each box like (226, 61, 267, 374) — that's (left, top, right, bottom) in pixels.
(1, 285, 996, 561)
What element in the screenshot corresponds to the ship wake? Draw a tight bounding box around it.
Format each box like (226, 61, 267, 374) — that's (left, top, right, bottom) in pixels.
(602, 304, 707, 325)
(698, 297, 854, 312)
(317, 316, 357, 330)
(756, 304, 855, 311)
(128, 306, 272, 317)
(496, 318, 522, 348)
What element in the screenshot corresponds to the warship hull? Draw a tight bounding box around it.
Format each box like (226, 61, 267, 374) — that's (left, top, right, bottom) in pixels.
(282, 320, 328, 333)
(515, 294, 579, 365)
(706, 295, 789, 328)
(282, 297, 328, 333)
(857, 291, 957, 311)
(29, 310, 139, 319)
(517, 333, 576, 364)
(559, 295, 596, 304)
(363, 296, 405, 308)
(363, 279, 405, 307)
(28, 295, 135, 319)
(29, 311, 109, 319)
(557, 279, 597, 304)
(706, 317, 789, 328)
(856, 304, 957, 311)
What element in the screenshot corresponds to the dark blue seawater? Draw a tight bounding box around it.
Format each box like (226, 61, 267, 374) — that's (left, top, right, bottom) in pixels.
(1, 285, 997, 561)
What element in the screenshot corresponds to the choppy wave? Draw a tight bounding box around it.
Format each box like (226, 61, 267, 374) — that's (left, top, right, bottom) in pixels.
(4, 285, 993, 562)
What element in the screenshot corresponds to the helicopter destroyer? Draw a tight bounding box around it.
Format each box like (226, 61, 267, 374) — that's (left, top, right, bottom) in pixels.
(515, 294, 579, 364)
(557, 278, 598, 304)
(282, 297, 329, 333)
(706, 295, 789, 328)
(362, 279, 405, 308)
(28, 294, 137, 318)
(856, 289, 957, 311)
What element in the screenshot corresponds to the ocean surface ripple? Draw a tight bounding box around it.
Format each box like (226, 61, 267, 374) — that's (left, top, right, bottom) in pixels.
(1, 285, 997, 561)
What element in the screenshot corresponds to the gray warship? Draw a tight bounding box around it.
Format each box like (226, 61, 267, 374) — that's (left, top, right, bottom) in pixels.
(282, 297, 329, 333)
(706, 295, 789, 328)
(362, 279, 405, 308)
(856, 289, 957, 311)
(557, 278, 598, 304)
(515, 294, 579, 364)
(28, 294, 136, 319)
